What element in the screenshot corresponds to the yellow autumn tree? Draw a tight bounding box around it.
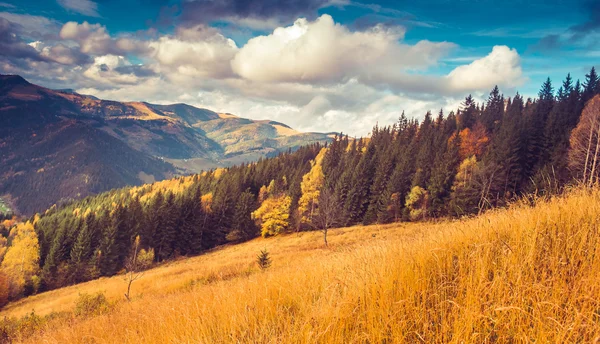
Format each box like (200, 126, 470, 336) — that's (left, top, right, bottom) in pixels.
(0, 271, 9, 308)
(1, 221, 41, 298)
(201, 193, 213, 213)
(298, 148, 326, 225)
(405, 186, 429, 221)
(252, 195, 291, 237)
(0, 235, 7, 262)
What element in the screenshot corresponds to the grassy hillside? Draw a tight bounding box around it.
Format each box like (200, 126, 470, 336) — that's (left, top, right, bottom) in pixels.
(3, 187, 600, 342)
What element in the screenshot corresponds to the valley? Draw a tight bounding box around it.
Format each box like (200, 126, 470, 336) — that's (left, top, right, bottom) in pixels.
(0, 75, 332, 215)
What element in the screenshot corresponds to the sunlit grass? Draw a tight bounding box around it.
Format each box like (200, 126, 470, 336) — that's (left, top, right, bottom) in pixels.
(5, 187, 600, 343)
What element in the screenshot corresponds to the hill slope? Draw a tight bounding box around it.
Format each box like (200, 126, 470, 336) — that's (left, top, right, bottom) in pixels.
(3, 187, 600, 343)
(0, 75, 332, 214)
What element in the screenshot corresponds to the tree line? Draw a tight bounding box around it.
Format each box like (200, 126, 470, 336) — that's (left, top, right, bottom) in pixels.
(0, 67, 599, 305)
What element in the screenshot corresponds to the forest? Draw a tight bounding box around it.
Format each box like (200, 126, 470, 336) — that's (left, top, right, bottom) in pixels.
(1, 67, 599, 306)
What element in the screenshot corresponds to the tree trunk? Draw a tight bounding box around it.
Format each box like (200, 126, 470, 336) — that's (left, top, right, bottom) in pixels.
(323, 229, 328, 247)
(583, 115, 596, 184)
(125, 276, 132, 301)
(590, 120, 600, 186)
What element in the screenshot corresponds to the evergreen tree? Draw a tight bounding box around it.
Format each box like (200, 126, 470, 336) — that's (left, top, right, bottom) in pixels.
(583, 67, 600, 103)
(155, 192, 177, 261)
(98, 214, 119, 276)
(481, 86, 504, 132)
(69, 220, 92, 282)
(232, 190, 258, 240)
(458, 95, 478, 130)
(344, 141, 377, 225)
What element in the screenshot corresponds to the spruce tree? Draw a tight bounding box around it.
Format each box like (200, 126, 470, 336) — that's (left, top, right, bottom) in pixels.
(69, 221, 92, 281)
(481, 86, 504, 133)
(458, 95, 478, 130)
(233, 190, 258, 240)
(583, 67, 600, 102)
(155, 192, 177, 261)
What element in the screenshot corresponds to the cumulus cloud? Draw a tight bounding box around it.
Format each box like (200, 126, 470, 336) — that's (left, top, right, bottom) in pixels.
(231, 14, 454, 84)
(57, 0, 99, 17)
(0, 18, 47, 61)
(358, 45, 524, 96)
(148, 25, 238, 79)
(446, 45, 525, 92)
(60, 21, 147, 55)
(30, 41, 92, 65)
(82, 55, 147, 85)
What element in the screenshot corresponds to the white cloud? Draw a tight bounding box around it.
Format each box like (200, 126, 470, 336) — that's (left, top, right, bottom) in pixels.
(231, 14, 455, 83)
(30, 41, 91, 65)
(148, 26, 238, 79)
(57, 0, 99, 17)
(447, 45, 525, 92)
(60, 21, 147, 55)
(82, 55, 143, 85)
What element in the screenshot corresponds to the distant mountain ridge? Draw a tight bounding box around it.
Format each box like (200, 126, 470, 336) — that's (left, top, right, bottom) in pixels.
(0, 75, 333, 215)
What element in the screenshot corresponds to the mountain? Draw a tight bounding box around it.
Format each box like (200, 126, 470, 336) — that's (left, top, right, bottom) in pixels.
(0, 75, 333, 215)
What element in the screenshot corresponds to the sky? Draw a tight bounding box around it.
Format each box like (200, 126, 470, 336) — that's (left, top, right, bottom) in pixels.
(1, 0, 598, 136)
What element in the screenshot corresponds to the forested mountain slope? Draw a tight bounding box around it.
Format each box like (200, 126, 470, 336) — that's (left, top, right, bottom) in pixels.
(0, 75, 332, 215)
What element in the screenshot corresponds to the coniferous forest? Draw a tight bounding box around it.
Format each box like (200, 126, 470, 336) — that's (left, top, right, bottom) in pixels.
(2, 67, 600, 303)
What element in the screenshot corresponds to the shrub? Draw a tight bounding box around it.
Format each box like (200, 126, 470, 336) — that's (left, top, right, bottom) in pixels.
(74, 292, 110, 317)
(0, 310, 45, 342)
(256, 249, 271, 271)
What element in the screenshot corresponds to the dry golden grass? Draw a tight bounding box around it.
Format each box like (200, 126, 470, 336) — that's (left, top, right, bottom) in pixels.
(5, 187, 600, 343)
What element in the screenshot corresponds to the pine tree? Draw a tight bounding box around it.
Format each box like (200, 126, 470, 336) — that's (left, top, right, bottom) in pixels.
(458, 95, 478, 130)
(427, 131, 460, 216)
(256, 249, 271, 270)
(69, 221, 92, 282)
(231, 190, 258, 241)
(583, 67, 600, 102)
(99, 218, 119, 276)
(481, 86, 504, 132)
(155, 192, 177, 261)
(175, 195, 195, 255)
(145, 191, 164, 251)
(527, 78, 555, 178)
(486, 94, 526, 201)
(412, 112, 435, 188)
(344, 141, 377, 225)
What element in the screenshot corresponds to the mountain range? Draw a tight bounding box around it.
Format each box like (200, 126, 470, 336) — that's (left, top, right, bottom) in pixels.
(0, 75, 333, 215)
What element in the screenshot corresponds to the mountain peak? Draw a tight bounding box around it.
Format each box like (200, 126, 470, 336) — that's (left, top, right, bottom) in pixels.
(0, 74, 30, 88)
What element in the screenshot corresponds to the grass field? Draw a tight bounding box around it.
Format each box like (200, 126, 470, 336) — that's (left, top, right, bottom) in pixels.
(4, 187, 600, 343)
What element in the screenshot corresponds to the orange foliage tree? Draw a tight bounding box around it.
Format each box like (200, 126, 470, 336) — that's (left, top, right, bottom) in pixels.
(458, 122, 490, 159)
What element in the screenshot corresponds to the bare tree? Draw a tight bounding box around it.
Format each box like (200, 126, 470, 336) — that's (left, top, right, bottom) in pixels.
(570, 96, 600, 186)
(124, 236, 154, 301)
(311, 187, 340, 246)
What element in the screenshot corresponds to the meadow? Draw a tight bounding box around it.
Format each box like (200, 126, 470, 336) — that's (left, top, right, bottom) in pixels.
(3, 187, 600, 343)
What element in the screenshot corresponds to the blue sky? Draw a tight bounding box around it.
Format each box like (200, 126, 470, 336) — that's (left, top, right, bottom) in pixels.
(1, 0, 598, 135)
